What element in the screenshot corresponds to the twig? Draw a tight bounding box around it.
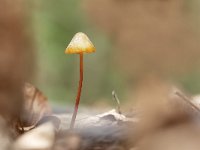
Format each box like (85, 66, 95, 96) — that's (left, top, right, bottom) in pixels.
(112, 90, 122, 114)
(175, 91, 200, 113)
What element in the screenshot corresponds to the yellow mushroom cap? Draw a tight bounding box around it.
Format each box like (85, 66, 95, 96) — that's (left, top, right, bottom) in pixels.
(65, 32, 96, 54)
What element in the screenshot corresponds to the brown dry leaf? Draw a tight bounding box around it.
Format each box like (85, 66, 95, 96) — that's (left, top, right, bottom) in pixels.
(132, 78, 195, 137)
(125, 77, 200, 150)
(20, 83, 51, 129)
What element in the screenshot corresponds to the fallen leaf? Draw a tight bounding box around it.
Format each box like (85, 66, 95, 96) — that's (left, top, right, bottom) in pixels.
(20, 83, 51, 129)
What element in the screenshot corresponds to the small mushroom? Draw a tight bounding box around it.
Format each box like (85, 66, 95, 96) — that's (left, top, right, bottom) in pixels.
(65, 32, 95, 129)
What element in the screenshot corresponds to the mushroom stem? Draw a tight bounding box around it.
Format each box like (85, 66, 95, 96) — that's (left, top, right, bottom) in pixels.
(70, 53, 83, 129)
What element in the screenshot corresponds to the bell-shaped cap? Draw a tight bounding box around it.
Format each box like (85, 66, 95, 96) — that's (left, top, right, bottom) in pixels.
(65, 32, 95, 54)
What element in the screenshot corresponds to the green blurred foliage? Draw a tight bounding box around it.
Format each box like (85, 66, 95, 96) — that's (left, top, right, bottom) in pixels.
(31, 0, 125, 105)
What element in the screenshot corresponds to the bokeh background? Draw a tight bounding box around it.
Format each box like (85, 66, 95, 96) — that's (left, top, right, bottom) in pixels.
(27, 0, 200, 108)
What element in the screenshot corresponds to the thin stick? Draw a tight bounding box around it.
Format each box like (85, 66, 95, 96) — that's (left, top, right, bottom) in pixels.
(70, 53, 83, 129)
(112, 90, 121, 114)
(175, 91, 200, 113)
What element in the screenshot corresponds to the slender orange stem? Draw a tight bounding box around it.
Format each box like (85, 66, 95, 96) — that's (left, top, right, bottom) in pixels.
(70, 53, 83, 129)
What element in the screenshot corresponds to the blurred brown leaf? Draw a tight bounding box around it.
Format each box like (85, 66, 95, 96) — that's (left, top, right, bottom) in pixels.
(0, 0, 34, 123)
(125, 77, 200, 150)
(20, 83, 51, 128)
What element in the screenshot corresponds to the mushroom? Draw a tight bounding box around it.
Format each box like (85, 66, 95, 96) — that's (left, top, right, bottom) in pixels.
(65, 32, 95, 129)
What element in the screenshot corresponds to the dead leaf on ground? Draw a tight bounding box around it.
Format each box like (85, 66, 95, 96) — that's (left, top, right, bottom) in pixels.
(19, 83, 51, 130)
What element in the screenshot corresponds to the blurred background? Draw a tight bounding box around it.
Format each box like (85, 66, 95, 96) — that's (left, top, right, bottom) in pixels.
(21, 0, 200, 108)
